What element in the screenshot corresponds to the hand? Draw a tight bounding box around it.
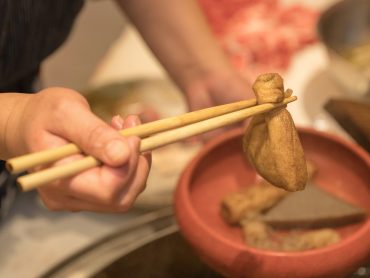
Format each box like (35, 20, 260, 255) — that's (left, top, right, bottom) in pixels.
(7, 88, 151, 212)
(184, 70, 254, 140)
(185, 69, 253, 111)
(115, 0, 253, 112)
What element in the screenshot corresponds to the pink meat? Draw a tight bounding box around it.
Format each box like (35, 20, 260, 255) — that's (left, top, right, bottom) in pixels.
(198, 0, 319, 81)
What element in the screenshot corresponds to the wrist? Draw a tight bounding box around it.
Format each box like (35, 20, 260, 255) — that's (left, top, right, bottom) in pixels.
(1, 93, 33, 158)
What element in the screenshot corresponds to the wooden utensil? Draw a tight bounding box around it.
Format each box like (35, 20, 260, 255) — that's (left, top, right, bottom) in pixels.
(8, 96, 296, 191)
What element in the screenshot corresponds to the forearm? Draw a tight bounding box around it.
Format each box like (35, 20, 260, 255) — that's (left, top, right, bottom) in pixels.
(0, 93, 31, 159)
(115, 0, 231, 90)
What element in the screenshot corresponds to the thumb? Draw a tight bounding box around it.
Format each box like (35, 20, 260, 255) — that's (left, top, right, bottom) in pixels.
(54, 107, 131, 167)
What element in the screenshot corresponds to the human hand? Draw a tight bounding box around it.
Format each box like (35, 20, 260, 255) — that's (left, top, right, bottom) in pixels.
(184, 69, 254, 140)
(184, 70, 253, 111)
(6, 88, 151, 212)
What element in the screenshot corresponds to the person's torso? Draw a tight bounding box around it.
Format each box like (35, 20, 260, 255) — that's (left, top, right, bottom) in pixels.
(0, 0, 84, 220)
(0, 0, 84, 92)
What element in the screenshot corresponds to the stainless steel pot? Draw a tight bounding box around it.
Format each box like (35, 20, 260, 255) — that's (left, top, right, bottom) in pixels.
(318, 0, 370, 97)
(40, 207, 370, 278)
(40, 208, 220, 278)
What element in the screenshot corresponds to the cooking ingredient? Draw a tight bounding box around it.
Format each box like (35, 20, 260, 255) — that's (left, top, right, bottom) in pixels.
(281, 229, 340, 252)
(261, 184, 367, 229)
(221, 180, 288, 224)
(243, 73, 308, 191)
(241, 219, 279, 250)
(198, 0, 319, 80)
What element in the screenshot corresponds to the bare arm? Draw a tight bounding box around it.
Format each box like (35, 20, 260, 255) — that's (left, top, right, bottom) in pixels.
(115, 0, 231, 89)
(115, 0, 252, 113)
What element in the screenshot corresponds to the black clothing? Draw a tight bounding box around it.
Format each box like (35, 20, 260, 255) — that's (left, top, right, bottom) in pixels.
(0, 0, 84, 219)
(0, 0, 84, 92)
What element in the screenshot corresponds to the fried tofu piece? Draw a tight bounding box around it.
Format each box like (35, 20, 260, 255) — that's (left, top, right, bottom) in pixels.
(243, 73, 308, 192)
(221, 181, 288, 224)
(241, 219, 280, 250)
(281, 229, 340, 252)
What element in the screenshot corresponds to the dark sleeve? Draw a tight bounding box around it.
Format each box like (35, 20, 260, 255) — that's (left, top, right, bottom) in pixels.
(0, 161, 18, 222)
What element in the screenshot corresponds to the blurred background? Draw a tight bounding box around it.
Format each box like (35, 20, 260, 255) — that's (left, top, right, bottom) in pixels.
(1, 0, 369, 277)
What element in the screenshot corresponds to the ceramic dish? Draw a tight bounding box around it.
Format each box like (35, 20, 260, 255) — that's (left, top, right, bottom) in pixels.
(175, 127, 370, 278)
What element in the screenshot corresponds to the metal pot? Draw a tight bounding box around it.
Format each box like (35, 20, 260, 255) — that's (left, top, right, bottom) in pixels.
(40, 208, 220, 278)
(318, 0, 370, 97)
(40, 207, 369, 278)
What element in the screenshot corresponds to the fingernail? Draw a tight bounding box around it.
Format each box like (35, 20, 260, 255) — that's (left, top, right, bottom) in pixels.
(105, 139, 129, 164)
(133, 115, 141, 125)
(116, 115, 124, 126)
(113, 115, 124, 129)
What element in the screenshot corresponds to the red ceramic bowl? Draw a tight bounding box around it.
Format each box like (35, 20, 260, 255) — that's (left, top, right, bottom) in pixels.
(175, 127, 370, 278)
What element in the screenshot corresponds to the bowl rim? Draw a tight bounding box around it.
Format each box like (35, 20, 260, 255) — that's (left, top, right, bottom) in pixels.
(176, 126, 370, 257)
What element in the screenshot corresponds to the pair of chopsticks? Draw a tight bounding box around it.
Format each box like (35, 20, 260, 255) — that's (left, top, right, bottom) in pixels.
(7, 96, 297, 191)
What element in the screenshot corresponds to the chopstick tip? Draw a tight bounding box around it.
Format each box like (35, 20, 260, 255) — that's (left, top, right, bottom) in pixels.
(5, 162, 14, 173)
(16, 177, 30, 192)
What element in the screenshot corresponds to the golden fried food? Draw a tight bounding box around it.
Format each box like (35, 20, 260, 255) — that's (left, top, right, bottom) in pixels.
(241, 219, 279, 250)
(281, 229, 340, 252)
(243, 73, 308, 191)
(221, 181, 288, 224)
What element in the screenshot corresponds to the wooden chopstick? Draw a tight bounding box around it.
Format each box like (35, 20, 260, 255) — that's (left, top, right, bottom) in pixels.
(6, 98, 258, 174)
(16, 96, 296, 191)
